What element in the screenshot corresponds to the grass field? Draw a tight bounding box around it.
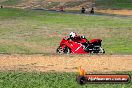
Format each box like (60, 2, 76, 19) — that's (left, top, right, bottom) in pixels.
(95, 0, 132, 9)
(0, 6, 132, 88)
(0, 8, 132, 54)
(0, 71, 131, 88)
(0, 0, 23, 6)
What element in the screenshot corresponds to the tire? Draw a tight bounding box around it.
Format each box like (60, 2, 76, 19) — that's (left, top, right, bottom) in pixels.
(56, 46, 71, 54)
(56, 47, 64, 54)
(63, 46, 71, 54)
(90, 46, 105, 54)
(99, 47, 105, 54)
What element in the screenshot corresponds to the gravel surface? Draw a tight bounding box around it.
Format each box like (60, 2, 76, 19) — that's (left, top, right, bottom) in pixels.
(0, 55, 131, 72)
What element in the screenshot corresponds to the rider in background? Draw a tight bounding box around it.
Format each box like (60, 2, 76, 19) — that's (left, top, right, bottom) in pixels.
(59, 6, 64, 12)
(81, 7, 85, 13)
(90, 7, 94, 14)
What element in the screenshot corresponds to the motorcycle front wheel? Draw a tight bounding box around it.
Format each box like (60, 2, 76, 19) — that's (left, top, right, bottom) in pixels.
(56, 46, 71, 54)
(56, 46, 64, 54)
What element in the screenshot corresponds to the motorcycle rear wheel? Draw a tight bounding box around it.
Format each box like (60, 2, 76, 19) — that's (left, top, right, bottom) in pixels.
(90, 46, 105, 54)
(99, 47, 105, 54)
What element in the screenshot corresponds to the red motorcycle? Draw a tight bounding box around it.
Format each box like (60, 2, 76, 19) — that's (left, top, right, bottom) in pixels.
(56, 36, 105, 54)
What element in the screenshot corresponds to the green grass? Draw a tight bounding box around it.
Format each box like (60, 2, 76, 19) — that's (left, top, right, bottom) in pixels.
(95, 0, 132, 9)
(0, 8, 132, 54)
(0, 0, 23, 6)
(0, 44, 37, 54)
(0, 71, 131, 88)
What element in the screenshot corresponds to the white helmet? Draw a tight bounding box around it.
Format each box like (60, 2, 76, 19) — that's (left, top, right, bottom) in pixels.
(69, 32, 76, 38)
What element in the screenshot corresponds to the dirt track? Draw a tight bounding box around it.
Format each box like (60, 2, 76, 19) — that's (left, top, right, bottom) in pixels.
(0, 55, 132, 72)
(96, 9, 132, 16)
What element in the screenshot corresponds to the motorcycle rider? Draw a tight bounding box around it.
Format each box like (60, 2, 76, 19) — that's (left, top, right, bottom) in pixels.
(68, 32, 89, 51)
